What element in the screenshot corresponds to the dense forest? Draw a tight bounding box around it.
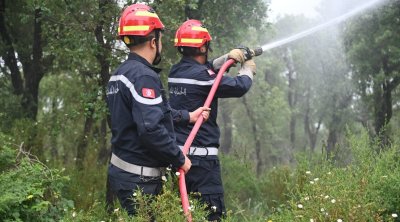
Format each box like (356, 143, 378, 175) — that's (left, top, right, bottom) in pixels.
(1, 0, 399, 221)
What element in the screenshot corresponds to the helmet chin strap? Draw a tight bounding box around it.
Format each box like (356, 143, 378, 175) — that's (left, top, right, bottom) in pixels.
(152, 30, 162, 65)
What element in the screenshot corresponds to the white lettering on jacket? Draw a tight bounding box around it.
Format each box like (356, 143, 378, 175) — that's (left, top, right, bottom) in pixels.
(106, 85, 119, 96)
(169, 86, 187, 96)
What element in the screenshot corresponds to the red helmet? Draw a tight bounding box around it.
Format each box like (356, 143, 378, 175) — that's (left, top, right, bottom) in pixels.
(118, 4, 164, 37)
(174, 20, 212, 48)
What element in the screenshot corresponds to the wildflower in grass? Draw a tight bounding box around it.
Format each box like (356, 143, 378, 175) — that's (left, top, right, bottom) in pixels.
(310, 181, 315, 184)
(331, 199, 336, 203)
(267, 220, 272, 222)
(327, 172, 332, 175)
(320, 208, 325, 212)
(324, 195, 329, 199)
(297, 204, 304, 209)
(313, 178, 319, 182)
(337, 219, 343, 222)
(304, 196, 310, 201)
(306, 171, 311, 175)
(310, 219, 315, 222)
(381, 175, 388, 178)
(175, 172, 181, 176)
(166, 166, 171, 171)
(392, 213, 398, 218)
(114, 208, 119, 212)
(72, 212, 77, 217)
(161, 175, 167, 181)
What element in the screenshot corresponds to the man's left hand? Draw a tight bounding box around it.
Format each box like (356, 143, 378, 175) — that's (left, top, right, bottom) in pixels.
(189, 107, 211, 123)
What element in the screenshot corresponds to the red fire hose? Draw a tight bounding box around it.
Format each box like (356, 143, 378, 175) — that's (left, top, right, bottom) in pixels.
(178, 59, 236, 221)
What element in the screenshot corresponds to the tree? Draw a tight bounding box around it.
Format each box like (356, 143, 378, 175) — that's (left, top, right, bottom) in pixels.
(0, 0, 54, 120)
(344, 0, 400, 148)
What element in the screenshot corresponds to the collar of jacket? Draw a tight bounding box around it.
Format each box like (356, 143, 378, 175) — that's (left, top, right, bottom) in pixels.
(128, 52, 162, 73)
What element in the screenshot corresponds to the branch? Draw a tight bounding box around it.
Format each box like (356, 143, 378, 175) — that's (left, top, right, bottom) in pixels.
(0, 0, 23, 94)
(389, 76, 400, 91)
(15, 142, 54, 180)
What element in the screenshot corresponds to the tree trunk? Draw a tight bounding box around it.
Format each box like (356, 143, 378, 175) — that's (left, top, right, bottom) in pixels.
(75, 108, 95, 170)
(50, 96, 59, 158)
(95, 0, 116, 212)
(242, 97, 262, 176)
(0, 0, 23, 95)
(219, 100, 233, 154)
(283, 48, 297, 150)
(20, 8, 45, 120)
(303, 88, 322, 152)
(97, 118, 110, 164)
(326, 129, 337, 157)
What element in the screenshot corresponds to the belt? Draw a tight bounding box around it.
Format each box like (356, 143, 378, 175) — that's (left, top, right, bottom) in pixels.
(110, 153, 165, 177)
(179, 146, 219, 156)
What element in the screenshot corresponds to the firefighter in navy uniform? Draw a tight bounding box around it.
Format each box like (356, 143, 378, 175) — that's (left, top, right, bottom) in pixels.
(107, 5, 209, 216)
(168, 20, 256, 221)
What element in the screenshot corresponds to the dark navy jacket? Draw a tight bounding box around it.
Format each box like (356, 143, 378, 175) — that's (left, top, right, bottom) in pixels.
(107, 53, 188, 168)
(168, 57, 252, 149)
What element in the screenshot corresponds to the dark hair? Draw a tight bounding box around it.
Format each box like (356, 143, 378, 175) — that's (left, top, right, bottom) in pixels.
(122, 29, 162, 48)
(177, 41, 211, 57)
(177, 46, 202, 57)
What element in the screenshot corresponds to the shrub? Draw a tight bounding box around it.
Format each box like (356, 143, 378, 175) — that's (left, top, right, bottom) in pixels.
(0, 135, 73, 221)
(267, 131, 400, 222)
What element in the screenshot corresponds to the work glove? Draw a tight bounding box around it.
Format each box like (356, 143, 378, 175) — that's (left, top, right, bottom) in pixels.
(212, 48, 247, 70)
(228, 48, 246, 64)
(238, 59, 256, 80)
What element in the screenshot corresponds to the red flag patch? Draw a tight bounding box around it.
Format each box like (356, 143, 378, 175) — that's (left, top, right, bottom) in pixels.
(142, 88, 156, 99)
(207, 69, 215, 76)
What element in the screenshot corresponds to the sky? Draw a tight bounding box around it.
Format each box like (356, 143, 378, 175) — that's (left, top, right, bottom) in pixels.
(269, 0, 322, 19)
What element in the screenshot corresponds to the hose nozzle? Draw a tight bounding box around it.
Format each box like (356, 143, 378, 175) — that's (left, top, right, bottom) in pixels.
(238, 46, 263, 61)
(251, 47, 263, 57)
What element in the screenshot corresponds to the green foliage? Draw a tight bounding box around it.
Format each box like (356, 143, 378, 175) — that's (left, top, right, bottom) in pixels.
(61, 170, 209, 222)
(131, 173, 208, 222)
(0, 85, 23, 133)
(0, 135, 73, 222)
(343, 0, 400, 144)
(267, 131, 400, 221)
(221, 154, 295, 222)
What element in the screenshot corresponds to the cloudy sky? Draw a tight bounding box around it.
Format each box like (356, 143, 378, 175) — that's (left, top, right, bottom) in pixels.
(269, 0, 322, 19)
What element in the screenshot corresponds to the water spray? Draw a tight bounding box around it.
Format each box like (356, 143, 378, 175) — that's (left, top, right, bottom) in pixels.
(179, 0, 386, 221)
(261, 0, 384, 52)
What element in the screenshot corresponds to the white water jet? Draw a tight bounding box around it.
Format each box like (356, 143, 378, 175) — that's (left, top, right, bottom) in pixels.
(261, 0, 385, 52)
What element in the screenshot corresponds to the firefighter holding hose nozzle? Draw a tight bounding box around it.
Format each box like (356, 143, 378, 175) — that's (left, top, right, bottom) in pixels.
(168, 19, 257, 221)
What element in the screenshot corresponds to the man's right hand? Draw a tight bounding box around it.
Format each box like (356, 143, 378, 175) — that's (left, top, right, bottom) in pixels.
(181, 155, 192, 174)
